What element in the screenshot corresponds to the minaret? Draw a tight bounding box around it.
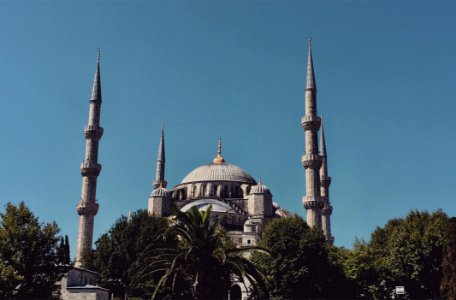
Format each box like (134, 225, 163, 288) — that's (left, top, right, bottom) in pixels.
(301, 38, 324, 229)
(319, 122, 334, 244)
(152, 123, 167, 189)
(75, 50, 104, 268)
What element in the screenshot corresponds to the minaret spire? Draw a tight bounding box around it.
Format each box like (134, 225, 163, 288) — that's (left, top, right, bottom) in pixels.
(319, 121, 334, 244)
(153, 123, 167, 189)
(90, 49, 102, 103)
(75, 50, 104, 268)
(306, 37, 316, 91)
(301, 38, 324, 230)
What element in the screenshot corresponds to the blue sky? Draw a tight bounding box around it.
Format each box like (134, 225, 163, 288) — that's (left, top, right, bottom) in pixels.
(0, 1, 455, 257)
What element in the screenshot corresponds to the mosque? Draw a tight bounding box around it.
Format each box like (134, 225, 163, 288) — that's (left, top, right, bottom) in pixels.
(63, 39, 334, 298)
(146, 38, 334, 248)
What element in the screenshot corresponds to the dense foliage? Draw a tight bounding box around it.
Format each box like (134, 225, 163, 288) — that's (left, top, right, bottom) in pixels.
(342, 210, 449, 299)
(131, 206, 268, 299)
(0, 202, 70, 298)
(251, 216, 355, 299)
(93, 208, 453, 299)
(441, 217, 456, 299)
(92, 209, 168, 297)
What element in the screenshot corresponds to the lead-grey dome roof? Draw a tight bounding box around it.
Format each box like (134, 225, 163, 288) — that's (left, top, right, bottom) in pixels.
(250, 183, 271, 194)
(150, 187, 169, 197)
(180, 163, 256, 185)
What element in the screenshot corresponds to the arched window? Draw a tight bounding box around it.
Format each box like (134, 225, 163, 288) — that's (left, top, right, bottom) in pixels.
(224, 185, 229, 197)
(201, 184, 206, 197)
(230, 285, 242, 300)
(192, 185, 197, 198)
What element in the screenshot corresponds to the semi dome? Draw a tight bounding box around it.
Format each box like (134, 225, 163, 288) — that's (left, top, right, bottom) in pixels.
(180, 199, 236, 214)
(180, 163, 256, 185)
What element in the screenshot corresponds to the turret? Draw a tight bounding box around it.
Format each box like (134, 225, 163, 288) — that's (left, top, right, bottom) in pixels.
(301, 38, 324, 229)
(75, 50, 104, 268)
(247, 178, 273, 218)
(148, 184, 170, 216)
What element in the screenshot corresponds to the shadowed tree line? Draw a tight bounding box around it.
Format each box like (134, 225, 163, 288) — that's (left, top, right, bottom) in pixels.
(1, 202, 455, 299)
(92, 209, 456, 299)
(338, 210, 453, 299)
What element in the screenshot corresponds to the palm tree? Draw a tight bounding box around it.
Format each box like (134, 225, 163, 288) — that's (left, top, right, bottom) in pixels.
(131, 205, 268, 299)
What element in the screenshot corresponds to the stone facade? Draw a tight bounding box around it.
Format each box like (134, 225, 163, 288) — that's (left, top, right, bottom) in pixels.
(59, 267, 109, 300)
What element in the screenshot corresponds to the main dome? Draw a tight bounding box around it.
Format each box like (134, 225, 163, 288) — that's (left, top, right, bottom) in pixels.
(180, 163, 257, 185)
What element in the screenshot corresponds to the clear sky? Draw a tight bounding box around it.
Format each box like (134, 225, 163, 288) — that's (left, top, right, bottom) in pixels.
(0, 1, 455, 258)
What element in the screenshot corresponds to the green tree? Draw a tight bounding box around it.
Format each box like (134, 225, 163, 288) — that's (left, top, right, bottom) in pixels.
(57, 235, 71, 266)
(441, 217, 456, 299)
(251, 215, 355, 299)
(343, 210, 449, 299)
(0, 202, 70, 298)
(92, 209, 169, 298)
(0, 260, 22, 299)
(132, 206, 268, 299)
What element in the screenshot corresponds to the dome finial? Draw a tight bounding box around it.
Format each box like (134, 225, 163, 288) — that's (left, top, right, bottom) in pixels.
(213, 138, 225, 164)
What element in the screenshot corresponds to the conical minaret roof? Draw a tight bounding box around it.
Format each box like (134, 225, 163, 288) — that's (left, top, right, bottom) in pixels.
(91, 49, 102, 102)
(153, 123, 167, 189)
(306, 38, 317, 91)
(320, 121, 327, 157)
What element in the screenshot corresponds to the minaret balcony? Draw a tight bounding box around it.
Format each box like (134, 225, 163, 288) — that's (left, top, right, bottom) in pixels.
(303, 199, 324, 210)
(302, 154, 322, 169)
(84, 126, 104, 140)
(153, 179, 168, 189)
(320, 176, 332, 188)
(301, 115, 321, 131)
(322, 203, 333, 215)
(80, 161, 102, 176)
(76, 200, 99, 216)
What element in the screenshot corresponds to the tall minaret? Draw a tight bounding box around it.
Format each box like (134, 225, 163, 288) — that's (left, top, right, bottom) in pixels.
(152, 123, 167, 189)
(75, 50, 104, 268)
(301, 38, 324, 229)
(319, 123, 334, 244)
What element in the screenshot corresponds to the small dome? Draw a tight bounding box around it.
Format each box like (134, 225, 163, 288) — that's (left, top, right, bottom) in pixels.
(250, 180, 270, 194)
(273, 202, 293, 217)
(180, 163, 256, 185)
(150, 187, 169, 197)
(180, 199, 236, 214)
